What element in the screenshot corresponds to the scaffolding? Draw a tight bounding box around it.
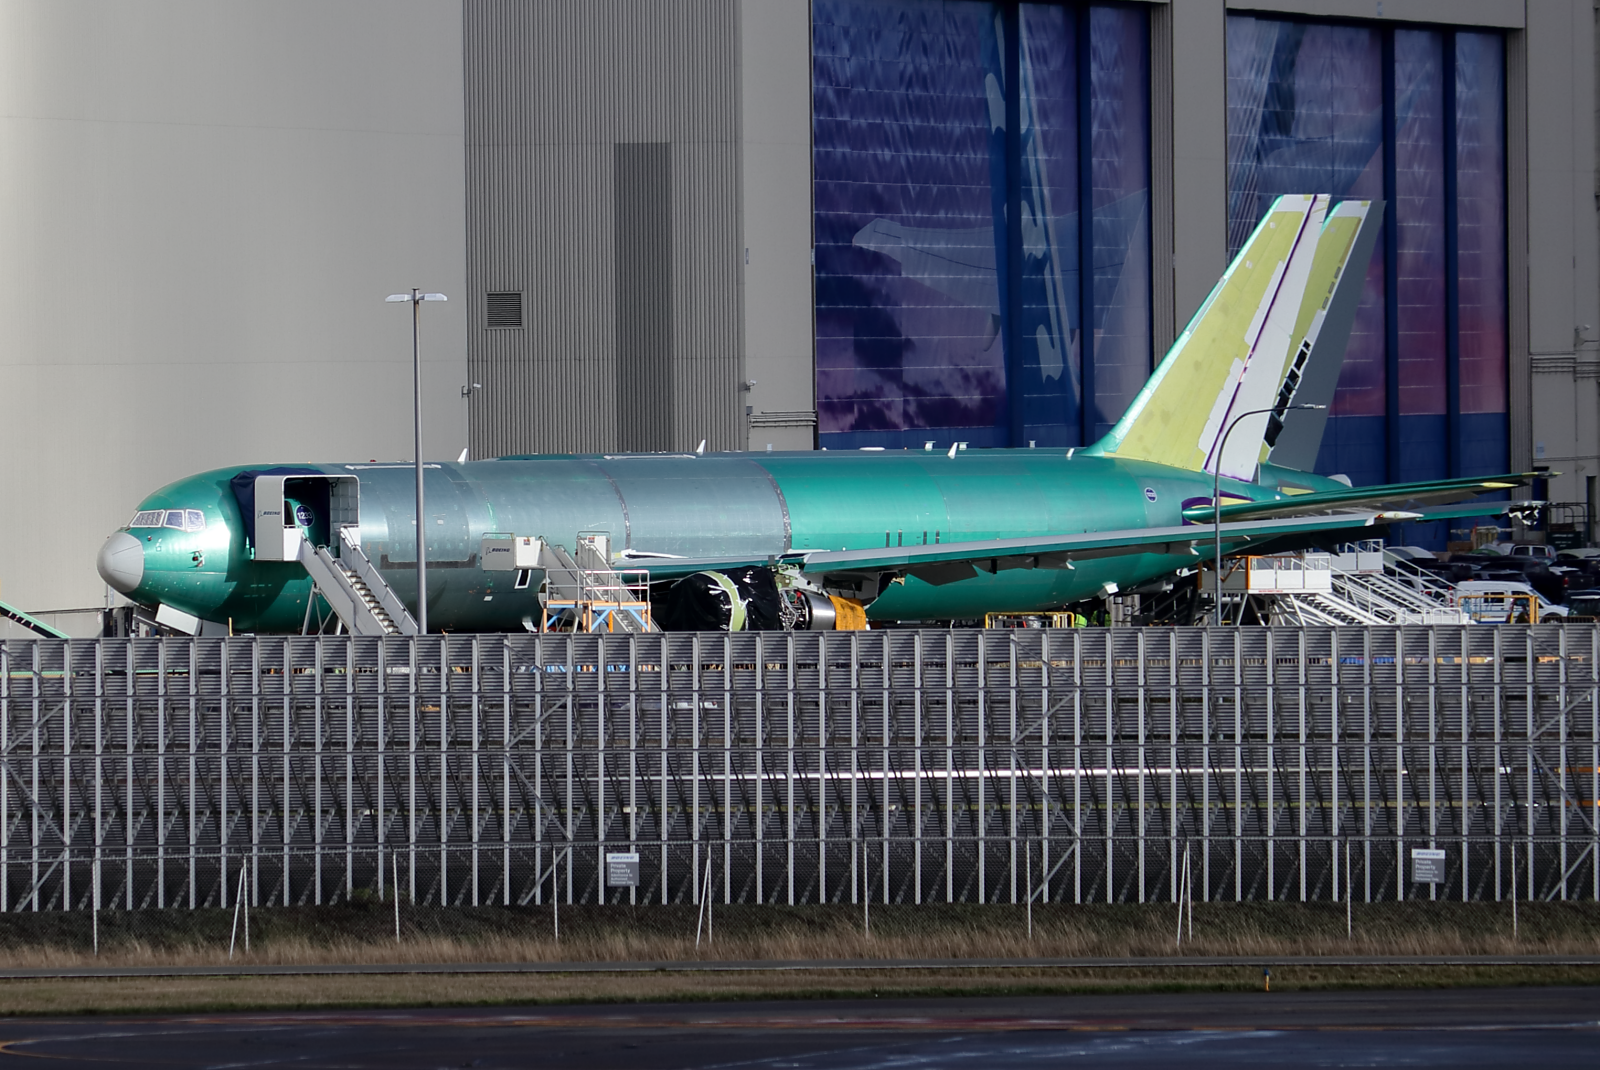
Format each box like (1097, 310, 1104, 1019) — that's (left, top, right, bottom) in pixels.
(0, 626, 1594, 912)
(537, 535, 655, 634)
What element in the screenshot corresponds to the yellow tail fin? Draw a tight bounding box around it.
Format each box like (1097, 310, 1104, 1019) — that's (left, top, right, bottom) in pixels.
(1087, 195, 1382, 479)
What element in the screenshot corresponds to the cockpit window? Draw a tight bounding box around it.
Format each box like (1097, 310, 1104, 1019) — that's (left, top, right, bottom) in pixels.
(129, 510, 165, 528)
(185, 509, 206, 532)
(164, 510, 187, 530)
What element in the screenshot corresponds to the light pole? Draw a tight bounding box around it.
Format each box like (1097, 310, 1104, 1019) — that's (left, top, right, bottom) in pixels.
(1211, 403, 1325, 626)
(387, 288, 448, 634)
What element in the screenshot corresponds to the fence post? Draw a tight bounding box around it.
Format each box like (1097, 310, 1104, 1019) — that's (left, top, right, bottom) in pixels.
(1345, 840, 1352, 940)
(1026, 839, 1033, 943)
(228, 862, 246, 959)
(92, 850, 99, 957)
(1185, 843, 1194, 944)
(695, 852, 711, 949)
(1174, 841, 1187, 948)
(1511, 841, 1518, 941)
(393, 850, 400, 944)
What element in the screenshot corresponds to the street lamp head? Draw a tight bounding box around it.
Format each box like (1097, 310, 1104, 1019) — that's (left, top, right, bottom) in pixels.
(1211, 401, 1327, 626)
(385, 292, 449, 303)
(385, 294, 410, 302)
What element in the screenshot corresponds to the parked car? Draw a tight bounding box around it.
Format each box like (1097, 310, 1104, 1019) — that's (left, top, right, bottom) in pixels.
(1563, 589, 1600, 620)
(1420, 557, 1479, 584)
(1454, 579, 1569, 622)
(1460, 555, 1579, 604)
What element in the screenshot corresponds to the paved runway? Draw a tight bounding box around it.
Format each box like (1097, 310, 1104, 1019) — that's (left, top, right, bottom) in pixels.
(0, 986, 1594, 1068)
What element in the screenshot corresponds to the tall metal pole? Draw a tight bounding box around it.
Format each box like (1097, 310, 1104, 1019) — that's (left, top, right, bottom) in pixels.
(1211, 404, 1324, 626)
(411, 288, 427, 636)
(390, 289, 447, 632)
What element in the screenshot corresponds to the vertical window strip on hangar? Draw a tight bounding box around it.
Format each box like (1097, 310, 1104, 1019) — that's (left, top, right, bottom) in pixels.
(812, 0, 1150, 450)
(1226, 14, 1508, 548)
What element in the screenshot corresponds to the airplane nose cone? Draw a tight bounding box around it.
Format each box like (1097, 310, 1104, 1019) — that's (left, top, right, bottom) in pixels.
(97, 531, 144, 595)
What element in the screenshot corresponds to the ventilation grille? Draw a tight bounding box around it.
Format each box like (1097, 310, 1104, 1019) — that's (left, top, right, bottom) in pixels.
(486, 291, 523, 329)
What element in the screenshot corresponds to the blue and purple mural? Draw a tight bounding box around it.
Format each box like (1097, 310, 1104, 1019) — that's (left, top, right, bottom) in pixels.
(813, 0, 1150, 449)
(1226, 15, 1508, 545)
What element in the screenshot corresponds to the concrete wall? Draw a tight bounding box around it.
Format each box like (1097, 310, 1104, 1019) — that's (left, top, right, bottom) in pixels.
(1166, 0, 1231, 332)
(740, 0, 817, 451)
(1522, 0, 1600, 513)
(0, 0, 468, 614)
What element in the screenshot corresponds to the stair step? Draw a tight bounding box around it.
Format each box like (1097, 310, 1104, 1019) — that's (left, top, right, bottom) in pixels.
(300, 538, 419, 637)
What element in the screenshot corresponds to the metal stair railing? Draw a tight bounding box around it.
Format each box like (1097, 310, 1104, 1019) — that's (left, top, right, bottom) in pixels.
(1380, 550, 1461, 605)
(537, 538, 657, 633)
(0, 598, 69, 639)
(1298, 593, 1380, 626)
(1369, 572, 1465, 618)
(574, 535, 655, 633)
(1329, 571, 1468, 624)
(297, 527, 419, 636)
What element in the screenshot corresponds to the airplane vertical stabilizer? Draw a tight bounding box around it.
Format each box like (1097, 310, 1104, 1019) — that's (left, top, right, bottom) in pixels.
(1085, 195, 1383, 479)
(1261, 198, 1384, 472)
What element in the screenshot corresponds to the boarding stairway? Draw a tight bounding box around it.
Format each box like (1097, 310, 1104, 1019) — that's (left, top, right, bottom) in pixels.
(0, 598, 69, 638)
(537, 534, 657, 633)
(1325, 545, 1467, 624)
(298, 527, 419, 636)
(1219, 541, 1468, 626)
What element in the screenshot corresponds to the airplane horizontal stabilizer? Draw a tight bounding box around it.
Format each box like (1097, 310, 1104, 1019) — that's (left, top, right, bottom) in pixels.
(1180, 473, 1538, 524)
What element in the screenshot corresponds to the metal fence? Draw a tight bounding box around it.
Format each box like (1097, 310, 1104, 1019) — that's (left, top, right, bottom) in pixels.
(0, 627, 1596, 915)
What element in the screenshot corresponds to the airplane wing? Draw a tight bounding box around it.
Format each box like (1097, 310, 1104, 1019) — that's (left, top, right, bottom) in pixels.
(618, 510, 1418, 586)
(1181, 473, 1538, 524)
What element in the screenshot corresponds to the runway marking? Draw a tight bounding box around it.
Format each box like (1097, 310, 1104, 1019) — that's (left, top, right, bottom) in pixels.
(0, 1037, 80, 1060)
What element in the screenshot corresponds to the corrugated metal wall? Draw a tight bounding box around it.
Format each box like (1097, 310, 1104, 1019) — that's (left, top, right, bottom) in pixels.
(615, 143, 675, 451)
(464, 0, 742, 458)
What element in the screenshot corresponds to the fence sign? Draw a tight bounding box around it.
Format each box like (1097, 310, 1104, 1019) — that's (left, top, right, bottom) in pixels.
(605, 851, 641, 888)
(1410, 848, 1446, 884)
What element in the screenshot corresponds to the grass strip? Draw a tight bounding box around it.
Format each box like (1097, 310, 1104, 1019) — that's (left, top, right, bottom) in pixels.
(0, 963, 1596, 1017)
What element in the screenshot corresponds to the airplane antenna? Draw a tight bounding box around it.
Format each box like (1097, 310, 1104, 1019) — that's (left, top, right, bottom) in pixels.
(946, 443, 958, 459)
(457, 448, 469, 464)
(696, 440, 706, 455)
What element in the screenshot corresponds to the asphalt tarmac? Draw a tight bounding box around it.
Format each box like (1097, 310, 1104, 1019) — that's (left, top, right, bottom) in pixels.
(0, 986, 1593, 1068)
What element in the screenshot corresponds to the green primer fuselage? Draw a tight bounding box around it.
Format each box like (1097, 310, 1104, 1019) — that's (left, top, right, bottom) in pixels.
(113, 450, 1336, 631)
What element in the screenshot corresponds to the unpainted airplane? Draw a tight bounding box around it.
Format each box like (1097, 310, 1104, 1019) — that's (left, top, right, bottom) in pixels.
(97, 195, 1531, 633)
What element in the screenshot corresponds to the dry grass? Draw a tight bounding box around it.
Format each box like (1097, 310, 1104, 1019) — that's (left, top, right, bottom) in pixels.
(0, 901, 1596, 972)
(1, 963, 1598, 1017)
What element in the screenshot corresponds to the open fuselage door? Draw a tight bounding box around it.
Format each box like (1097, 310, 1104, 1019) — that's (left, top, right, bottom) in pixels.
(252, 474, 360, 560)
(249, 472, 417, 635)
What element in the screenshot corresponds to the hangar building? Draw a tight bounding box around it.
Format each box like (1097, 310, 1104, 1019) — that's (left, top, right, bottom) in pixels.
(0, 0, 1592, 625)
